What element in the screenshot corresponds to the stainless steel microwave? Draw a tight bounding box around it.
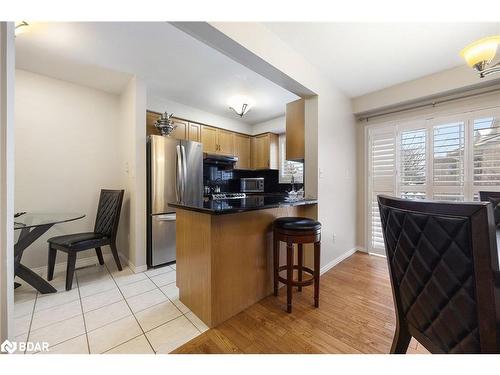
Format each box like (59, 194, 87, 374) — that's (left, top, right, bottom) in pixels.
(240, 178, 264, 193)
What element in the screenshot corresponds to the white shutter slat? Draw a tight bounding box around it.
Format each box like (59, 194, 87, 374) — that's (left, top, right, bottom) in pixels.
(473, 117, 500, 187)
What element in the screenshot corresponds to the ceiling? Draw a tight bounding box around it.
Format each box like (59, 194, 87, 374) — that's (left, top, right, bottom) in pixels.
(15, 22, 298, 125)
(264, 22, 500, 97)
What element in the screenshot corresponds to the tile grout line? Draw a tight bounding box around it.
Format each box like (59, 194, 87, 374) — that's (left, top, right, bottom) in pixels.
(75, 268, 91, 354)
(23, 289, 39, 354)
(105, 263, 157, 354)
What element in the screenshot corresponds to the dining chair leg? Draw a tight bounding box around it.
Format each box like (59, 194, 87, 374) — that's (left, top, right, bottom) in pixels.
(286, 242, 293, 313)
(95, 247, 104, 265)
(297, 243, 303, 292)
(47, 246, 57, 281)
(273, 234, 279, 296)
(66, 252, 77, 291)
(314, 241, 320, 308)
(110, 243, 122, 271)
(390, 324, 412, 354)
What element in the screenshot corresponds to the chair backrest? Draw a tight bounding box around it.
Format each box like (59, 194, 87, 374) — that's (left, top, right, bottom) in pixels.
(94, 189, 124, 240)
(479, 191, 500, 227)
(378, 195, 500, 353)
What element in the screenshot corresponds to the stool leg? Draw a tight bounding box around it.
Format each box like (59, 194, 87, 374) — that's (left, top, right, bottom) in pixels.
(286, 242, 293, 313)
(297, 244, 303, 292)
(314, 241, 321, 308)
(273, 234, 279, 297)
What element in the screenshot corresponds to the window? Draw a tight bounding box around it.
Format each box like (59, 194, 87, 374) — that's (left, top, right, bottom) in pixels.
(367, 109, 500, 254)
(279, 134, 303, 184)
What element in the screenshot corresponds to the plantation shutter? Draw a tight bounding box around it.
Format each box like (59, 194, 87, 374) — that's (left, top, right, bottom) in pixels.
(432, 121, 465, 201)
(400, 128, 427, 200)
(472, 115, 500, 200)
(368, 127, 396, 254)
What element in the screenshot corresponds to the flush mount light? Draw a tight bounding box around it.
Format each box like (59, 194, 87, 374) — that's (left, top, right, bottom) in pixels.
(460, 36, 500, 78)
(227, 96, 254, 118)
(15, 21, 29, 36)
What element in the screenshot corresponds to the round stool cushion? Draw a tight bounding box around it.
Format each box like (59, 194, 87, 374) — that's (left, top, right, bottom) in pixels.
(273, 217, 321, 231)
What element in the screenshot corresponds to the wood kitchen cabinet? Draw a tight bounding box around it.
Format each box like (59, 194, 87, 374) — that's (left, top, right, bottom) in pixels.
(286, 98, 305, 161)
(146, 111, 187, 140)
(188, 122, 201, 142)
(170, 118, 188, 140)
(233, 133, 251, 169)
(251, 133, 279, 170)
(201, 126, 234, 156)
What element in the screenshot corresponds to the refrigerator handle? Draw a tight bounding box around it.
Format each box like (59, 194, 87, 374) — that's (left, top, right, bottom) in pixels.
(176, 145, 182, 202)
(181, 145, 187, 203)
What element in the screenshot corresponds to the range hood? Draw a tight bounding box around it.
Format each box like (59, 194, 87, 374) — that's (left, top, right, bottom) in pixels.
(203, 153, 238, 166)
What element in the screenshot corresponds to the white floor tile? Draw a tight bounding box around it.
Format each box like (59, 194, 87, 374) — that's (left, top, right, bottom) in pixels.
(159, 284, 179, 300)
(134, 301, 182, 332)
(145, 266, 173, 278)
(185, 311, 209, 333)
(81, 287, 123, 313)
(13, 332, 29, 354)
(79, 278, 116, 298)
(172, 299, 190, 314)
(30, 299, 82, 331)
(14, 298, 36, 318)
(40, 334, 89, 354)
(146, 316, 200, 354)
(150, 270, 176, 287)
(14, 313, 32, 336)
(85, 300, 132, 332)
(29, 315, 86, 348)
(35, 288, 79, 312)
(14, 285, 37, 304)
(126, 289, 168, 313)
(119, 278, 156, 298)
(105, 335, 154, 354)
(112, 268, 148, 287)
(169, 264, 176, 270)
(87, 315, 142, 354)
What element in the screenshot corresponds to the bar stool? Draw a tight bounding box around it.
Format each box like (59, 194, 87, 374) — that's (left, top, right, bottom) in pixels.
(273, 217, 321, 313)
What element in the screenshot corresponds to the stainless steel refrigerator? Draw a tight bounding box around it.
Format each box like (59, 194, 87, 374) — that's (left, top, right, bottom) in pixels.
(147, 135, 203, 267)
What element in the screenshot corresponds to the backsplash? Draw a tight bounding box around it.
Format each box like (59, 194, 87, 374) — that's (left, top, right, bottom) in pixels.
(203, 165, 304, 194)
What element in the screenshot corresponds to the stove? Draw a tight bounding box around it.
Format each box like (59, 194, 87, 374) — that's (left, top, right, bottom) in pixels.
(211, 193, 247, 200)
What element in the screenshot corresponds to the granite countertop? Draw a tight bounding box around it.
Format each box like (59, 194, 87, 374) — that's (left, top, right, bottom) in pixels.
(169, 196, 318, 215)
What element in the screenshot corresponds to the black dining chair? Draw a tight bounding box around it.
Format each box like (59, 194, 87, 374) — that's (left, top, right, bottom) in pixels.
(378, 194, 500, 353)
(479, 191, 500, 227)
(47, 189, 124, 291)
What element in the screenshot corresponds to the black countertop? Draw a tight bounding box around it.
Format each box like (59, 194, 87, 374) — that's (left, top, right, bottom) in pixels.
(169, 196, 317, 215)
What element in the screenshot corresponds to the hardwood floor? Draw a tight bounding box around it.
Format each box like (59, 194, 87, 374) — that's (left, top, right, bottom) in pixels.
(173, 252, 429, 354)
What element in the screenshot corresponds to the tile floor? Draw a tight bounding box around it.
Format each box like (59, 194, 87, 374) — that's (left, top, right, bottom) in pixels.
(13, 260, 208, 354)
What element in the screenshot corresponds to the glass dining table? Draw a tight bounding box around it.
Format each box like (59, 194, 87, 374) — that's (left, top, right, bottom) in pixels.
(14, 213, 85, 294)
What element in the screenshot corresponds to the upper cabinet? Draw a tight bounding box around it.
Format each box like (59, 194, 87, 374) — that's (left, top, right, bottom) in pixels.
(286, 98, 305, 161)
(233, 133, 251, 170)
(146, 111, 187, 140)
(201, 126, 234, 156)
(170, 118, 188, 140)
(251, 133, 279, 170)
(188, 122, 201, 142)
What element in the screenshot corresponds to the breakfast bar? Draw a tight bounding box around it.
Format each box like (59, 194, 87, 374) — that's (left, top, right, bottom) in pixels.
(170, 197, 318, 327)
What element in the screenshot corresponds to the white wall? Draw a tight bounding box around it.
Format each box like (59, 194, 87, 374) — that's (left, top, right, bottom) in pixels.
(14, 69, 127, 269)
(148, 94, 251, 134)
(120, 77, 147, 272)
(0, 21, 15, 342)
(251, 116, 285, 135)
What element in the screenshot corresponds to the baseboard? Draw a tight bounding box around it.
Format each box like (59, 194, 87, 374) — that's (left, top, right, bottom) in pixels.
(128, 262, 148, 274)
(30, 251, 129, 276)
(320, 247, 361, 275)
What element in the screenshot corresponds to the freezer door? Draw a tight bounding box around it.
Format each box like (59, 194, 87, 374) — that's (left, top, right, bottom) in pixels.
(149, 135, 179, 214)
(180, 140, 203, 206)
(151, 213, 176, 266)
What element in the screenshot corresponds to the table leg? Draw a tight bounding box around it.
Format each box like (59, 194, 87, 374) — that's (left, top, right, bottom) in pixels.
(16, 264, 56, 294)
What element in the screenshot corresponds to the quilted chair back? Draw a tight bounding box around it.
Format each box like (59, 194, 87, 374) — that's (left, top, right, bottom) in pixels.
(479, 191, 500, 227)
(378, 195, 500, 353)
(94, 189, 124, 240)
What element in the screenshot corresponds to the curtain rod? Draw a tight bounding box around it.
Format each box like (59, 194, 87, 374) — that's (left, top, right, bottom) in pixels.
(357, 86, 500, 122)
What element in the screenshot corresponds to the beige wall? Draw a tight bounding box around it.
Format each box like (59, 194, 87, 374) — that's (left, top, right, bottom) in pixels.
(15, 69, 128, 269)
(252, 116, 285, 135)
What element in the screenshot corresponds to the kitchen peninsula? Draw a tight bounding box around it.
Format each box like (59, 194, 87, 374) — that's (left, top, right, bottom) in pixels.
(170, 197, 318, 327)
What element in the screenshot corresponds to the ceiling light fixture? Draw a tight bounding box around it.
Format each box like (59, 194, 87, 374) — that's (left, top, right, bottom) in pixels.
(227, 96, 254, 118)
(460, 36, 500, 78)
(15, 21, 29, 36)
